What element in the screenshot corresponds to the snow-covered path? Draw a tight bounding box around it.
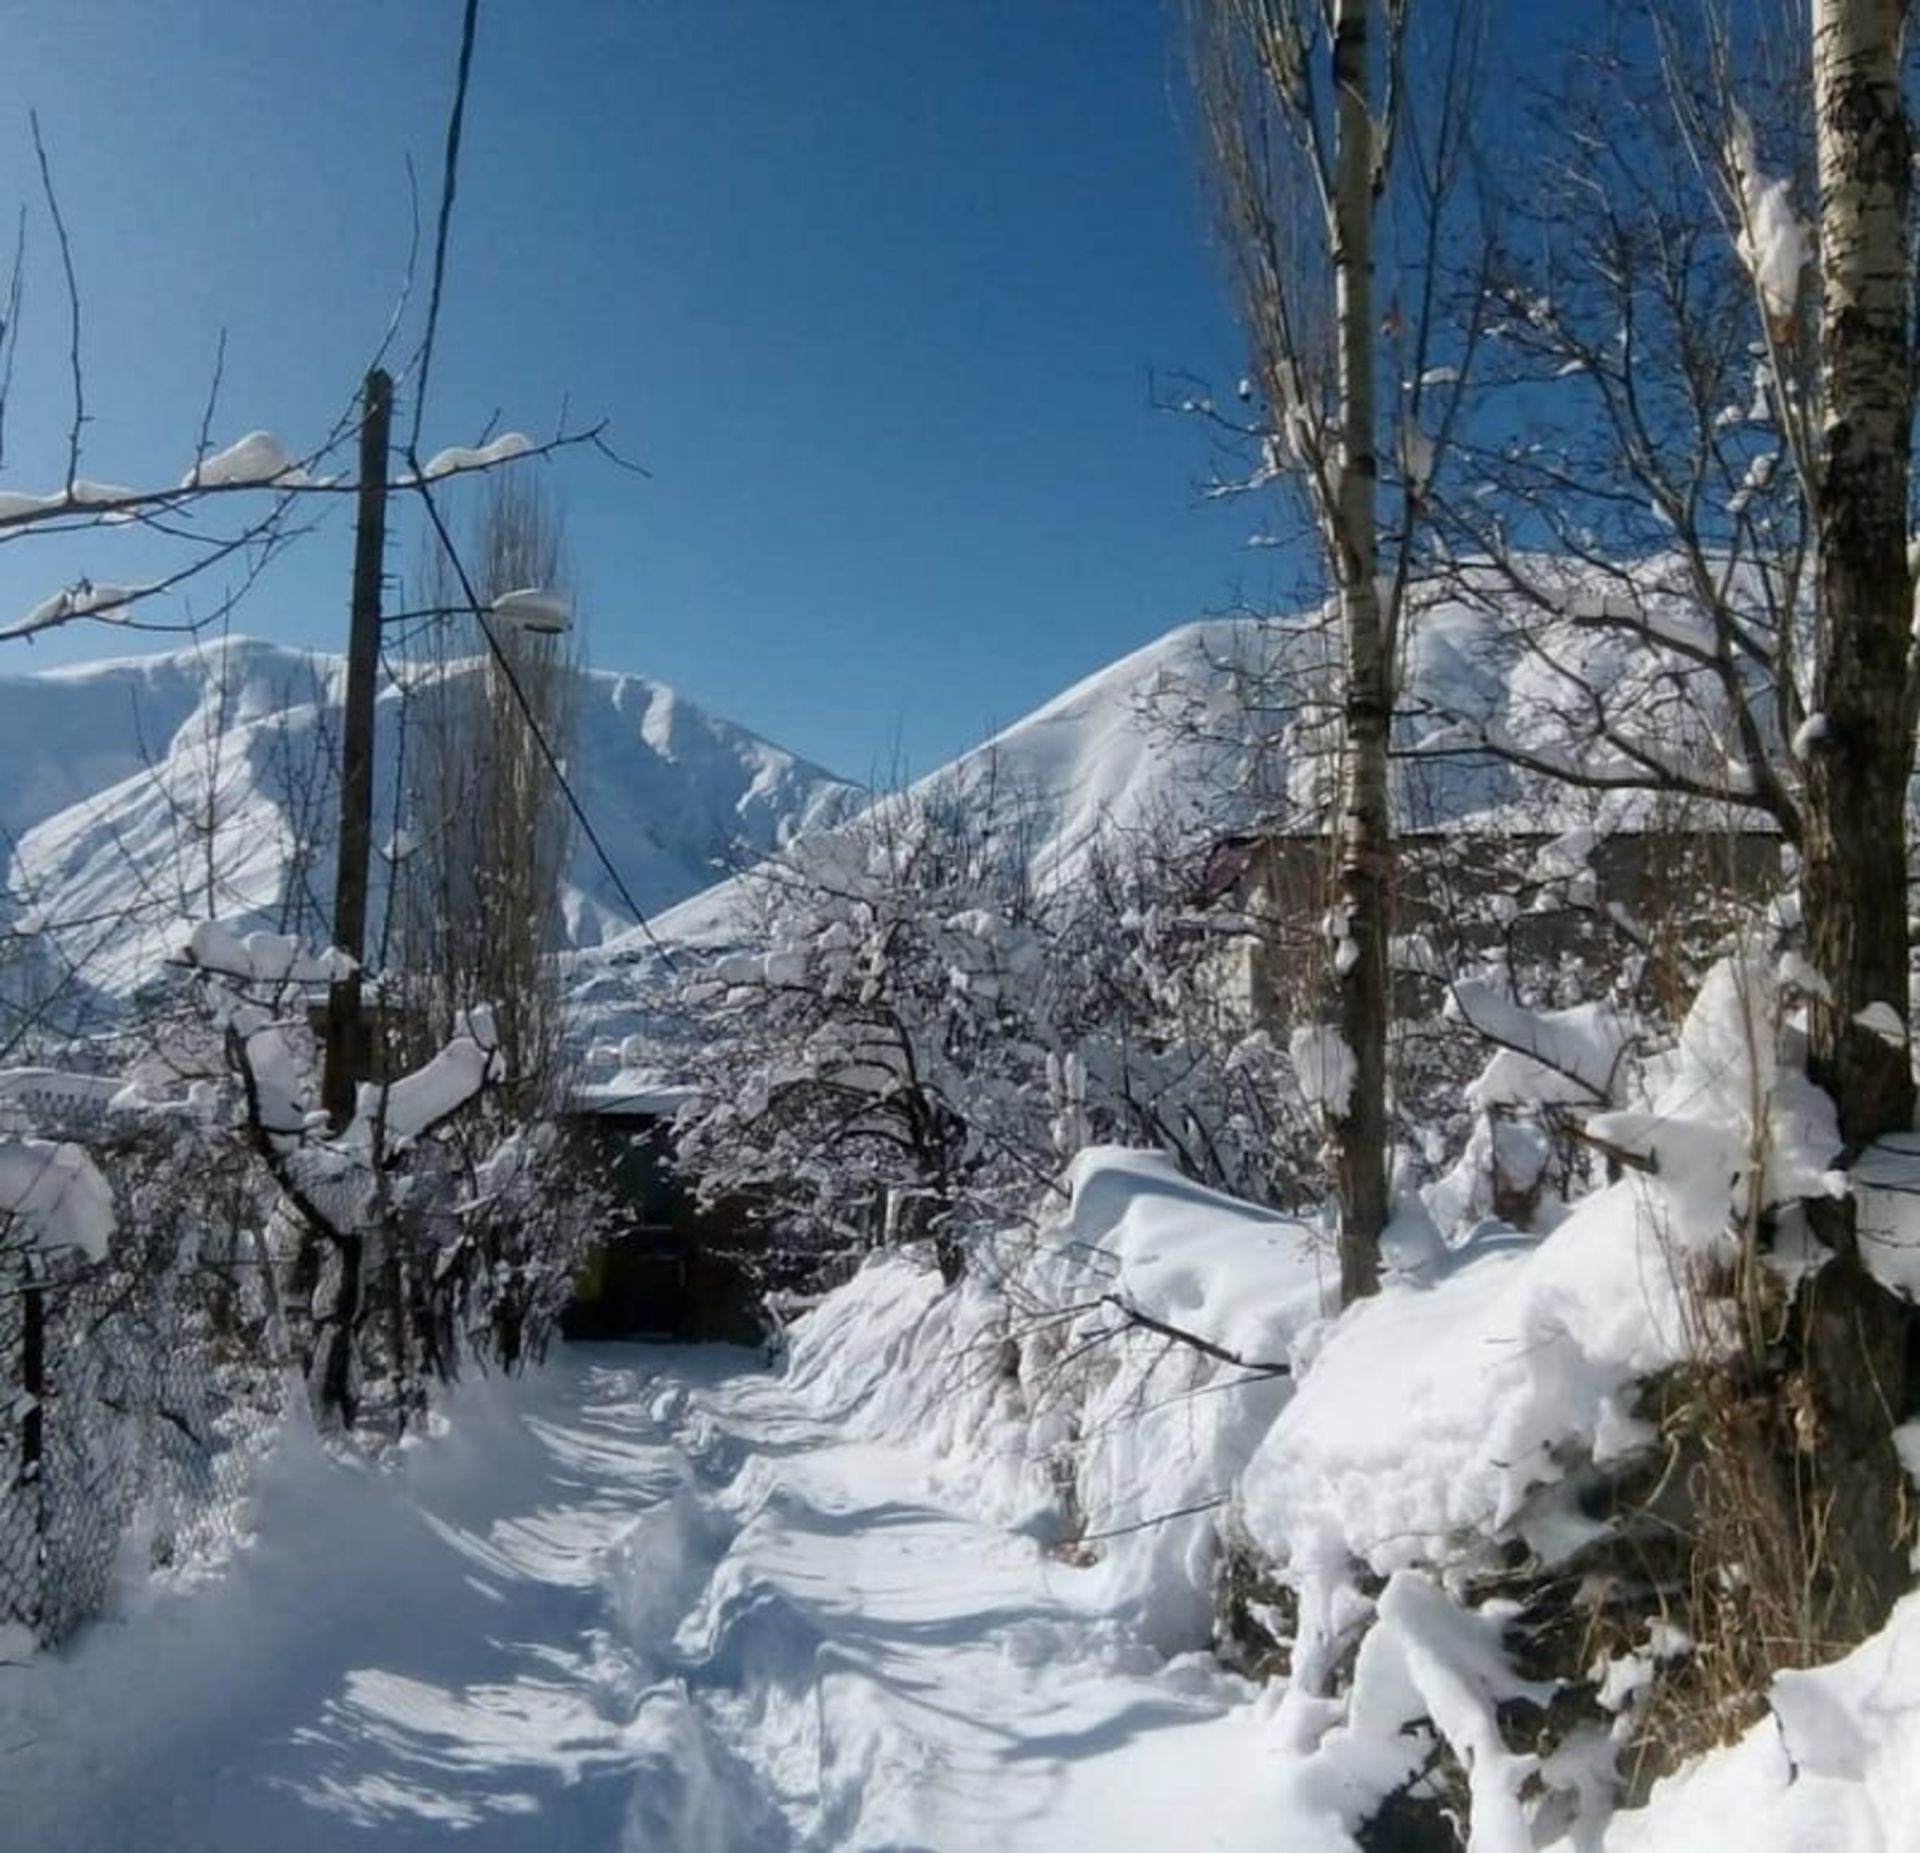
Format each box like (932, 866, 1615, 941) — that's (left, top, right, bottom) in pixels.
(3, 1347, 1271, 1851)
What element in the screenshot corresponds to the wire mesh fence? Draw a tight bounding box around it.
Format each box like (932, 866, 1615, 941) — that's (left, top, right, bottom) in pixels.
(0, 1062, 616, 1652)
(0, 1195, 287, 1651)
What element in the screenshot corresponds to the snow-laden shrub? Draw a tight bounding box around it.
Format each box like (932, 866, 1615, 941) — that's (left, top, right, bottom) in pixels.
(172, 924, 604, 1429)
(780, 939, 1880, 1843)
(671, 784, 1322, 1303)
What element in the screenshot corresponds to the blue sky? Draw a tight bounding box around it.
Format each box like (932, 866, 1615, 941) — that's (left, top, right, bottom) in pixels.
(0, 1, 1279, 781)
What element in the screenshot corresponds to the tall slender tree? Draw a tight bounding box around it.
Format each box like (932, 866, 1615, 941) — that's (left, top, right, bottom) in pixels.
(1192, 0, 1479, 1301)
(1796, 0, 1916, 1638)
(392, 472, 576, 1117)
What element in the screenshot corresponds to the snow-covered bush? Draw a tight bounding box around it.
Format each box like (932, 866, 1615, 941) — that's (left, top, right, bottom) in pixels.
(176, 923, 602, 1428)
(670, 782, 1325, 1306)
(774, 928, 1889, 1844)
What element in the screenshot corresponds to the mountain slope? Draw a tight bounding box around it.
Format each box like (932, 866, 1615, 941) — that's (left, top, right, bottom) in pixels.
(634, 583, 1758, 959)
(0, 636, 860, 1014)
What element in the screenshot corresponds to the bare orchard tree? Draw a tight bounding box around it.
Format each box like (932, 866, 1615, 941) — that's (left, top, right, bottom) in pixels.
(1425, 0, 1918, 1648)
(0, 0, 623, 1451)
(1189, 0, 1483, 1301)
(1419, 9, 1816, 843)
(671, 769, 1055, 1293)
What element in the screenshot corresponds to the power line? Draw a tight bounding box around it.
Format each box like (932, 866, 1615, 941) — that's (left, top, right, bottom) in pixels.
(408, 479, 680, 973)
(396, 0, 678, 974)
(407, 0, 480, 460)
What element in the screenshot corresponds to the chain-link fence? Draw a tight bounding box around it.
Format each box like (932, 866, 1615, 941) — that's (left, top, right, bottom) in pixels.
(0, 1059, 611, 1651)
(1, 1142, 288, 1650)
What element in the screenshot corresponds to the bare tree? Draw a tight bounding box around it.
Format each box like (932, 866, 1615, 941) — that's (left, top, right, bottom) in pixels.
(1190, 0, 1482, 1301)
(1419, 0, 1919, 1649)
(389, 472, 576, 1119)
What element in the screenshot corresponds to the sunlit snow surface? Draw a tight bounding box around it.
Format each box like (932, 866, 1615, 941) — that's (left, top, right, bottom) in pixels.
(0, 1347, 1274, 1850)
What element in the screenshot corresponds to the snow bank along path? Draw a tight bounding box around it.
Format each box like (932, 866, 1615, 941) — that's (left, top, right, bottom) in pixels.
(1, 1345, 1275, 1851)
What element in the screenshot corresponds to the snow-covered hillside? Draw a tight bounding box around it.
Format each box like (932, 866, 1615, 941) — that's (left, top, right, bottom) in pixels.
(639, 614, 1317, 952)
(0, 583, 1770, 1020)
(634, 583, 1750, 958)
(0, 636, 860, 1010)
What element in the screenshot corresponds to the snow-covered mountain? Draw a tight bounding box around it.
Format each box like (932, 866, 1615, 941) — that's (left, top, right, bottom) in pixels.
(633, 605, 1514, 954)
(638, 616, 1284, 953)
(2, 582, 1756, 1026)
(0, 636, 861, 1013)
(633, 583, 1761, 960)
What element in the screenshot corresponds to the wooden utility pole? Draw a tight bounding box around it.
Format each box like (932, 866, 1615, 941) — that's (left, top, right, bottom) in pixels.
(322, 367, 393, 1125)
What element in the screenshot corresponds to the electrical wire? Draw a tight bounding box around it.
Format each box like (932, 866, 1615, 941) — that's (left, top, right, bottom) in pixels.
(399, 0, 679, 973)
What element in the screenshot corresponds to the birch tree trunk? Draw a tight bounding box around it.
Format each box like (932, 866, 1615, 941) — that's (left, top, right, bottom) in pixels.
(1331, 0, 1390, 1301)
(1192, 0, 1406, 1303)
(1808, 0, 1914, 1147)
(1800, 0, 1915, 1638)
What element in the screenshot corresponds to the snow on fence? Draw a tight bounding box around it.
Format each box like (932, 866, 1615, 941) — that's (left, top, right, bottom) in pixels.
(0, 1208, 287, 1652)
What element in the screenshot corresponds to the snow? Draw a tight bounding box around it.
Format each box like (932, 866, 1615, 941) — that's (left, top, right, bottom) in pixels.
(0, 480, 138, 522)
(572, 1073, 699, 1117)
(0, 1346, 1284, 1851)
(1239, 1175, 1684, 1577)
(414, 432, 534, 481)
(0, 635, 858, 1009)
(1282, 1570, 1551, 1852)
(626, 564, 1808, 966)
(1728, 108, 1809, 326)
(1047, 1146, 1326, 1371)
(1588, 946, 1844, 1244)
(1292, 1023, 1356, 1117)
(490, 586, 572, 635)
(1585, 1593, 1920, 1851)
(0, 1066, 126, 1121)
(185, 920, 354, 985)
(0, 579, 1808, 1023)
(785, 1150, 1332, 1653)
(1850, 1132, 1920, 1300)
(1453, 981, 1628, 1107)
(1791, 711, 1830, 757)
(182, 431, 306, 489)
(1855, 999, 1905, 1047)
(3, 578, 137, 640)
(345, 1005, 502, 1150)
(0, 1135, 115, 1257)
(4, 1125, 1917, 1847)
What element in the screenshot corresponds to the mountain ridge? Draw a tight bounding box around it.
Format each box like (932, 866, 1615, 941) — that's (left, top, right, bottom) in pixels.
(0, 634, 862, 1023)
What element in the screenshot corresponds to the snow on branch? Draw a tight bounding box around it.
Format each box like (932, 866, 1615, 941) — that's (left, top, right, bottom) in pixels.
(1451, 979, 1629, 1108)
(184, 921, 355, 987)
(1727, 107, 1808, 332)
(0, 577, 138, 641)
(1, 421, 613, 645)
(180, 430, 309, 490)
(399, 431, 533, 484)
(0, 1136, 114, 1258)
(343, 1006, 504, 1154)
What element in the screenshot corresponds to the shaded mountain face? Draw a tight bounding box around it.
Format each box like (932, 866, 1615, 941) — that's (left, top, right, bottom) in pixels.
(0, 637, 861, 1020)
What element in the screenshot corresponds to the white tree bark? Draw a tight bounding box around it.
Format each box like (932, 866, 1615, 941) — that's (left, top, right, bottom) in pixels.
(1329, 0, 1390, 1300)
(1796, 0, 1915, 1644)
